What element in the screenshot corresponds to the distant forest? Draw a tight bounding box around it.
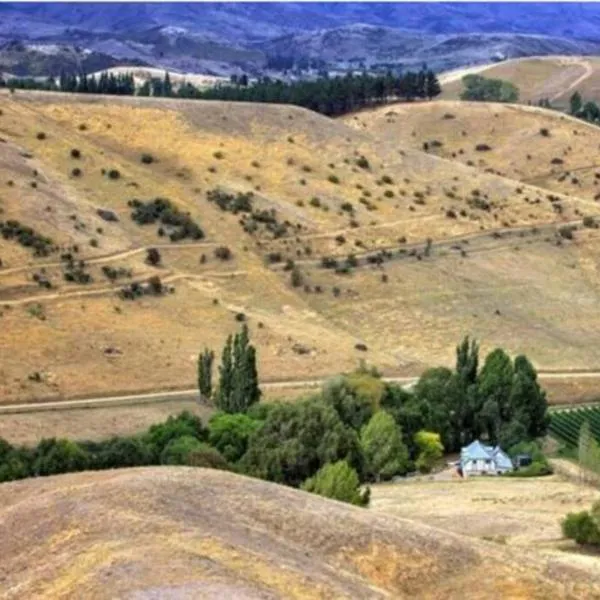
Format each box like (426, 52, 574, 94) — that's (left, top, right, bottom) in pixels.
(0, 68, 442, 117)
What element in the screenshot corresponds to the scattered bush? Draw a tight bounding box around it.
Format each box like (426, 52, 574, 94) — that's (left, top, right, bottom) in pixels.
(129, 197, 204, 241)
(558, 225, 576, 240)
(475, 143, 492, 152)
(356, 155, 370, 169)
(146, 247, 161, 266)
(107, 169, 121, 180)
(0, 220, 55, 256)
(140, 153, 154, 164)
(36, 132, 46, 140)
(328, 174, 340, 184)
(214, 246, 233, 261)
(71, 167, 82, 177)
(96, 208, 119, 222)
(70, 148, 81, 159)
(539, 128, 550, 137)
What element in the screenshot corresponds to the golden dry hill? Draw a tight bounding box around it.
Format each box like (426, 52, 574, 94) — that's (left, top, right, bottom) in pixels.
(345, 99, 600, 201)
(3, 89, 600, 404)
(439, 55, 600, 109)
(1, 467, 599, 599)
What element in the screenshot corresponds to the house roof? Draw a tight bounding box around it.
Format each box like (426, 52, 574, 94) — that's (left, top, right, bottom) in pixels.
(460, 440, 513, 469)
(461, 440, 493, 461)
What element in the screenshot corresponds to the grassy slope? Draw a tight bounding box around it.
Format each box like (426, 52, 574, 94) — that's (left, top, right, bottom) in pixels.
(1, 467, 598, 599)
(439, 56, 600, 109)
(371, 475, 600, 581)
(2, 90, 600, 403)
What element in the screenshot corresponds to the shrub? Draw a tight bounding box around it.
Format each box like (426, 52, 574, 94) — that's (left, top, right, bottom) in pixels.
(290, 266, 303, 287)
(539, 128, 550, 137)
(414, 430, 444, 473)
(301, 460, 369, 506)
(356, 155, 370, 169)
(562, 509, 600, 546)
(267, 252, 282, 264)
(107, 169, 121, 180)
(309, 196, 321, 208)
(340, 202, 353, 213)
(146, 247, 161, 266)
(140, 153, 154, 164)
(70, 148, 81, 159)
(214, 246, 232, 261)
(475, 143, 492, 152)
(130, 197, 204, 241)
(71, 167, 82, 177)
(583, 216, 598, 228)
(97, 208, 119, 222)
(213, 151, 225, 160)
(551, 157, 564, 165)
(558, 225, 576, 240)
(36, 132, 46, 140)
(381, 175, 393, 185)
(328, 174, 340, 184)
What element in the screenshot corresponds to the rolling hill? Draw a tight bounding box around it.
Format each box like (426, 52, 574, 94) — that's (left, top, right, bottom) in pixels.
(439, 55, 600, 109)
(1, 467, 599, 599)
(3, 89, 600, 404)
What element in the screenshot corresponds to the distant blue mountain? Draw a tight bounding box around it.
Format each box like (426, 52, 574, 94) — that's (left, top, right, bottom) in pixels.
(2, 3, 600, 41)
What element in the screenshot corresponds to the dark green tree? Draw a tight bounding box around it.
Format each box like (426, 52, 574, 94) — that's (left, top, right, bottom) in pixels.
(570, 91, 583, 115)
(197, 348, 215, 401)
(241, 398, 362, 487)
(216, 325, 261, 413)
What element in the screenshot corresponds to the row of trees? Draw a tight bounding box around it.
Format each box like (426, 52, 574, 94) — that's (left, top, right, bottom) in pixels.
(0, 69, 442, 117)
(0, 71, 136, 96)
(569, 91, 600, 125)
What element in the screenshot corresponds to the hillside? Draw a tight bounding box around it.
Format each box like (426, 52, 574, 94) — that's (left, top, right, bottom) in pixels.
(439, 56, 600, 109)
(259, 28, 600, 73)
(1, 467, 599, 599)
(3, 90, 600, 403)
(345, 99, 600, 201)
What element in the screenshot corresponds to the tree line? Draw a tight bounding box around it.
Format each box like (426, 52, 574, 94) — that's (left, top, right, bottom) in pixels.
(0, 333, 549, 507)
(0, 71, 135, 96)
(569, 91, 600, 126)
(0, 68, 442, 117)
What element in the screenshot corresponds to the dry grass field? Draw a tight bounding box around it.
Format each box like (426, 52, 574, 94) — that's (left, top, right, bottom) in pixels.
(346, 100, 600, 202)
(2, 88, 600, 405)
(1, 467, 599, 599)
(372, 473, 600, 548)
(439, 56, 600, 109)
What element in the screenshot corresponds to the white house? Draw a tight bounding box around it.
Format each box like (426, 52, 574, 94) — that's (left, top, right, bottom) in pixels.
(459, 440, 513, 477)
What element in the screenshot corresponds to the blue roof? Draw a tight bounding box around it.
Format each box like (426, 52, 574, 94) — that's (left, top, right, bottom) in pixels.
(461, 440, 493, 461)
(460, 440, 514, 471)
